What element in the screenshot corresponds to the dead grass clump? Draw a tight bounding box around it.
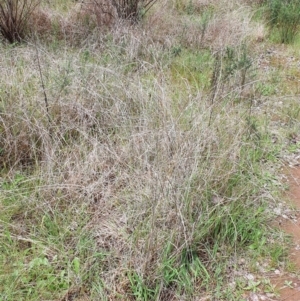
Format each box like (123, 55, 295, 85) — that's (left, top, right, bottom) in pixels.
(200, 8, 254, 49)
(152, 1, 262, 50)
(0, 110, 45, 168)
(143, 3, 257, 52)
(0, 1, 283, 298)
(50, 101, 98, 134)
(146, 12, 177, 42)
(28, 8, 56, 40)
(27, 7, 79, 43)
(70, 1, 116, 28)
(27, 2, 114, 44)
(52, 1, 117, 45)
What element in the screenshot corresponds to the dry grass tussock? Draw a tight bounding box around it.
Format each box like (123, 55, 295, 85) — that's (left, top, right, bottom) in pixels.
(69, 1, 116, 27)
(143, 2, 264, 51)
(0, 37, 273, 299)
(203, 8, 256, 49)
(0, 1, 284, 300)
(28, 7, 58, 39)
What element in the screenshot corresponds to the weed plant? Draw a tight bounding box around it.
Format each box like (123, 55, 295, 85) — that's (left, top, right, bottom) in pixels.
(265, 0, 300, 43)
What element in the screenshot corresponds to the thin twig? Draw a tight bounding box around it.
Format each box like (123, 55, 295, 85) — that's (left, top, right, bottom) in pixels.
(34, 38, 51, 124)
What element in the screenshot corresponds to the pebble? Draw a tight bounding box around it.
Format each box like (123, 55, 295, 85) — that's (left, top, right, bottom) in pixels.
(246, 273, 255, 280)
(239, 258, 246, 265)
(274, 269, 281, 275)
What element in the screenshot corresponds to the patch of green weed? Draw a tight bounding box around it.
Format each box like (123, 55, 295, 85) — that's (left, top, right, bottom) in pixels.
(169, 48, 213, 91)
(265, 0, 300, 43)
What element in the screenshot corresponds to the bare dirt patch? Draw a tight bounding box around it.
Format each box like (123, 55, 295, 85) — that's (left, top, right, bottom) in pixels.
(273, 167, 300, 300)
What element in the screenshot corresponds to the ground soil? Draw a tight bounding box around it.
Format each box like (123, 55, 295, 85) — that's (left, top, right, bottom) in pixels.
(273, 167, 300, 301)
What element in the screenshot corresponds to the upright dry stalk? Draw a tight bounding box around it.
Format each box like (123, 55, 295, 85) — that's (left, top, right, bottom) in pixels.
(111, 0, 158, 21)
(34, 39, 51, 125)
(0, 0, 40, 43)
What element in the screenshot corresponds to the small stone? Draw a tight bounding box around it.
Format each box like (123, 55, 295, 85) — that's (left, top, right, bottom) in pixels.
(274, 269, 281, 275)
(229, 281, 236, 289)
(274, 207, 281, 215)
(239, 258, 246, 265)
(246, 273, 255, 280)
